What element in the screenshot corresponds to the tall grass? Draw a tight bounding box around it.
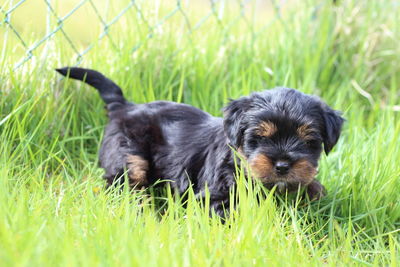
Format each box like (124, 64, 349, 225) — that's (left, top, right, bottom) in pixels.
(0, 0, 399, 265)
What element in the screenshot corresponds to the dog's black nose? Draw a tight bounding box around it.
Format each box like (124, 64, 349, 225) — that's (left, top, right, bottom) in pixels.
(275, 161, 290, 175)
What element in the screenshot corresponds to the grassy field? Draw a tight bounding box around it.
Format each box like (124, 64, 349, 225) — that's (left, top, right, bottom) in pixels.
(1, 0, 399, 266)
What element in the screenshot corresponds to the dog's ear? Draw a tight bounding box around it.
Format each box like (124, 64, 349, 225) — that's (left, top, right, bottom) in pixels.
(321, 103, 344, 154)
(223, 96, 252, 148)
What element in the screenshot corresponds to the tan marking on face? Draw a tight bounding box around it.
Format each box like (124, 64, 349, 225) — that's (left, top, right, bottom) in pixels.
(249, 154, 274, 182)
(249, 155, 317, 186)
(289, 159, 317, 185)
(126, 154, 149, 187)
(297, 124, 317, 141)
(255, 121, 277, 137)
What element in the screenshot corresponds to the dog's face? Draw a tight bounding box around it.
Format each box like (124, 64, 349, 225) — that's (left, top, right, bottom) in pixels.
(223, 88, 344, 190)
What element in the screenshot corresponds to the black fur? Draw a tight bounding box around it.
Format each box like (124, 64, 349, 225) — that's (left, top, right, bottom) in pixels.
(57, 67, 344, 217)
(56, 67, 125, 105)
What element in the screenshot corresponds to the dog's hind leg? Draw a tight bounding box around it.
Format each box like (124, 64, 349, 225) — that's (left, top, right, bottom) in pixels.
(101, 150, 150, 189)
(100, 122, 150, 189)
(125, 154, 149, 188)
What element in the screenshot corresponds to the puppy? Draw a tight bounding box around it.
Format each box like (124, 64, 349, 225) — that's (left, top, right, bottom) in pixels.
(56, 67, 344, 216)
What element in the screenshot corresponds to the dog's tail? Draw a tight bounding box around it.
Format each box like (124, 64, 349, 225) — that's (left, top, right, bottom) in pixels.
(56, 67, 126, 105)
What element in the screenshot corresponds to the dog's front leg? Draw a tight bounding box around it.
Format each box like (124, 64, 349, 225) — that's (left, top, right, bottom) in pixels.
(305, 180, 326, 200)
(210, 198, 230, 218)
(196, 190, 230, 218)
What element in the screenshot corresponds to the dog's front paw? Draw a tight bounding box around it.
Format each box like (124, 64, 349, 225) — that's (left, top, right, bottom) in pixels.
(305, 180, 326, 201)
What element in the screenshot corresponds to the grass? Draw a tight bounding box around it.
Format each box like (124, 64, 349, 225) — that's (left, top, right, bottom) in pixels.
(1, 0, 399, 266)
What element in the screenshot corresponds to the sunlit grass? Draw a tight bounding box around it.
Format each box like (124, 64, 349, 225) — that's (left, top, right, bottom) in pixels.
(0, 0, 399, 266)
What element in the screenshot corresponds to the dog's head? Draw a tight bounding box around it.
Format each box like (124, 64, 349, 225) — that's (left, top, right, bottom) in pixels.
(223, 88, 344, 190)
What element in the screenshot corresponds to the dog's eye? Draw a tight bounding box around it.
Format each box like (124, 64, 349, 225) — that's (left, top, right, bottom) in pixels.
(247, 138, 259, 148)
(305, 139, 320, 148)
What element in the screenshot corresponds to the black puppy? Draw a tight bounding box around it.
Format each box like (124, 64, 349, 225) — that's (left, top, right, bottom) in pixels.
(56, 67, 344, 216)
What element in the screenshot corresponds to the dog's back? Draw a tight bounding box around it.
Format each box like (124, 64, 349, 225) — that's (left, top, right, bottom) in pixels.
(56, 67, 227, 194)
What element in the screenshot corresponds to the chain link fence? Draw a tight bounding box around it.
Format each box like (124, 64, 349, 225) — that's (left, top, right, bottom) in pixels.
(0, 0, 295, 70)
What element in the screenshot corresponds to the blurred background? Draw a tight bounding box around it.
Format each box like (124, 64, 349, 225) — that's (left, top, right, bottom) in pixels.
(2, 0, 281, 68)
